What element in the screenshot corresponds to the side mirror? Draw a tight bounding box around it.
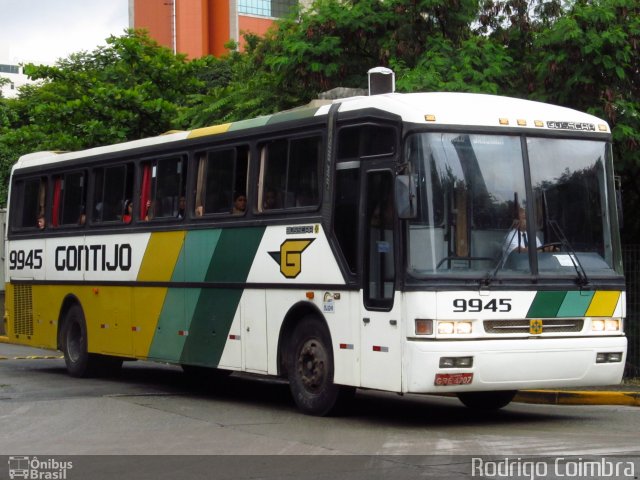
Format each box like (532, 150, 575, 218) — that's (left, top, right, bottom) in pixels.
(395, 174, 417, 219)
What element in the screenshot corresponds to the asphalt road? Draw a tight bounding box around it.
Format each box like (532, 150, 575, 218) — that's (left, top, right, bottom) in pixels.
(1, 343, 639, 479)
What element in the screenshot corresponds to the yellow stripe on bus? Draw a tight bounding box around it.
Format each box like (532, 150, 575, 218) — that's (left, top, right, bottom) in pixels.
(585, 291, 620, 317)
(187, 123, 232, 139)
(137, 231, 186, 282)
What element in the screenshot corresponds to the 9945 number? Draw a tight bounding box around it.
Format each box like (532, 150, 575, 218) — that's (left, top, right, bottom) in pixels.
(453, 298, 512, 313)
(9, 249, 43, 270)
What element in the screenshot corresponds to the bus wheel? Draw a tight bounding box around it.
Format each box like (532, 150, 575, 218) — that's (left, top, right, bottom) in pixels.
(61, 304, 101, 377)
(287, 316, 352, 416)
(457, 390, 517, 410)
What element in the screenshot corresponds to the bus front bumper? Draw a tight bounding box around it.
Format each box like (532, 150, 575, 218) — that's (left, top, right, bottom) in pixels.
(404, 336, 627, 394)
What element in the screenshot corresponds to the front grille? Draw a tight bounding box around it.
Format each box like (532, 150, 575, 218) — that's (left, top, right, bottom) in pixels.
(484, 319, 584, 334)
(13, 284, 34, 336)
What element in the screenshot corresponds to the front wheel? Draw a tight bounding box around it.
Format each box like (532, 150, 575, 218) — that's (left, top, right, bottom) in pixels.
(457, 390, 517, 410)
(287, 316, 353, 416)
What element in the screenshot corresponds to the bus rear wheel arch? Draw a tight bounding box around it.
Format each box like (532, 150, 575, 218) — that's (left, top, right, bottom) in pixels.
(286, 314, 354, 416)
(59, 302, 122, 377)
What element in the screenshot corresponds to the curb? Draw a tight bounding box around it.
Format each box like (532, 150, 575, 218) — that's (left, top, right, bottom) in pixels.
(515, 390, 640, 407)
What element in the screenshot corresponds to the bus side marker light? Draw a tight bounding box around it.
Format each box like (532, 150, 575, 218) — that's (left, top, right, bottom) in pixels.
(534, 120, 544, 127)
(517, 119, 527, 126)
(229, 334, 241, 340)
(339, 343, 354, 350)
(415, 319, 433, 335)
(178, 330, 189, 336)
(499, 118, 509, 125)
(131, 326, 140, 332)
(93, 288, 99, 295)
(372, 346, 389, 352)
(306, 291, 314, 299)
(425, 114, 436, 122)
(598, 124, 608, 132)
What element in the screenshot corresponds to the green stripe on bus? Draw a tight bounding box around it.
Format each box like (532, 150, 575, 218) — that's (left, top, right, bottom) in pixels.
(180, 227, 265, 367)
(148, 229, 222, 362)
(556, 290, 595, 317)
(527, 291, 567, 318)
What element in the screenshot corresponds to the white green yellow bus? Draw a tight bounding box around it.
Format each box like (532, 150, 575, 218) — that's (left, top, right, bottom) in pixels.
(4, 85, 626, 415)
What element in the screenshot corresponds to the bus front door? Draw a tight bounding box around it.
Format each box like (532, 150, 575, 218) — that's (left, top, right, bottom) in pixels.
(359, 170, 402, 392)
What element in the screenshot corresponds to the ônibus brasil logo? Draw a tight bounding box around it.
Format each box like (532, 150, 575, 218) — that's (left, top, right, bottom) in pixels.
(8, 456, 73, 479)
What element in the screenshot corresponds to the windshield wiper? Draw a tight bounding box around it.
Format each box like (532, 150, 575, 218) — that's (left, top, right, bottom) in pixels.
(548, 220, 590, 286)
(482, 226, 520, 287)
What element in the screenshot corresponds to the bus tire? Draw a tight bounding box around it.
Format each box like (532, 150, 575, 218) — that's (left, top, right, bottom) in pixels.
(286, 315, 352, 416)
(61, 304, 101, 378)
(457, 390, 517, 410)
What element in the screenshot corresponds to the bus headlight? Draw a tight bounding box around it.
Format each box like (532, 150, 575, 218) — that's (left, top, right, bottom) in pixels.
(592, 319, 620, 332)
(437, 321, 472, 335)
(605, 319, 620, 331)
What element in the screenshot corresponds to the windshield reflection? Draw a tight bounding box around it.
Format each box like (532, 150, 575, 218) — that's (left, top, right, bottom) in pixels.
(405, 132, 619, 280)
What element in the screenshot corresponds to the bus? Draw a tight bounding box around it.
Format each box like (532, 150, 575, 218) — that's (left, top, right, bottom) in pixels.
(4, 81, 626, 415)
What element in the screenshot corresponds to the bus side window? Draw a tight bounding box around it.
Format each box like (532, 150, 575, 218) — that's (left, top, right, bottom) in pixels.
(259, 135, 321, 212)
(194, 146, 248, 217)
(141, 156, 187, 220)
(14, 177, 47, 229)
(53, 171, 86, 227)
(92, 164, 133, 223)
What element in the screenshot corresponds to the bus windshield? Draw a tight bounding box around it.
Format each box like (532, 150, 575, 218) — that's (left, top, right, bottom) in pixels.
(405, 132, 619, 280)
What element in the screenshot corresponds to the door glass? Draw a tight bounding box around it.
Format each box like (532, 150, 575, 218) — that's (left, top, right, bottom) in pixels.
(365, 171, 395, 309)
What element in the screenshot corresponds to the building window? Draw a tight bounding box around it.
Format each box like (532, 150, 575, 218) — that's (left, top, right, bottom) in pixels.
(238, 0, 298, 18)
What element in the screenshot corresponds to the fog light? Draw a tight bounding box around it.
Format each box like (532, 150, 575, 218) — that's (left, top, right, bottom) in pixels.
(440, 357, 455, 368)
(439, 356, 474, 368)
(597, 352, 623, 363)
(608, 352, 623, 362)
(415, 319, 433, 335)
(592, 319, 605, 331)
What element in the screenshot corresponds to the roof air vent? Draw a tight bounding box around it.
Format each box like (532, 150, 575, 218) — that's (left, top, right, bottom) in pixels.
(368, 67, 395, 95)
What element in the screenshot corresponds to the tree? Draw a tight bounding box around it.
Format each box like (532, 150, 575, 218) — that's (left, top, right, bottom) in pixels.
(532, 0, 640, 242)
(0, 30, 228, 204)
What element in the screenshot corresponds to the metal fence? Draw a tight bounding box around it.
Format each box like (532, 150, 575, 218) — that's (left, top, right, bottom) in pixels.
(622, 245, 640, 377)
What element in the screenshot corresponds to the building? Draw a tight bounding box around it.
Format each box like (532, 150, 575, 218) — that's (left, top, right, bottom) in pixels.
(130, 0, 310, 58)
(0, 64, 32, 99)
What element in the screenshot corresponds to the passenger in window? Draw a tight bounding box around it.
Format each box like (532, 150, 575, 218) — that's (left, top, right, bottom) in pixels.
(78, 206, 86, 226)
(195, 205, 204, 217)
(37, 215, 46, 230)
(177, 196, 186, 219)
(122, 200, 133, 224)
(263, 189, 278, 210)
(144, 200, 154, 221)
(232, 193, 247, 215)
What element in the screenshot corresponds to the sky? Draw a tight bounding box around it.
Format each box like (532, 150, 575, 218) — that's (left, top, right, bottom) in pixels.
(1, 0, 130, 65)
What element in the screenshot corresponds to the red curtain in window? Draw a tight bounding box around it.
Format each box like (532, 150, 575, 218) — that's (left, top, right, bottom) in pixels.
(140, 164, 151, 220)
(51, 177, 62, 227)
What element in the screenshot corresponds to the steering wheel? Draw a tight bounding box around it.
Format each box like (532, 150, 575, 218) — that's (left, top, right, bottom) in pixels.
(537, 242, 562, 252)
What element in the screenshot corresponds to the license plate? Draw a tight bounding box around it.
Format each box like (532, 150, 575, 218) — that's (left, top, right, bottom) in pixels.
(434, 373, 473, 386)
